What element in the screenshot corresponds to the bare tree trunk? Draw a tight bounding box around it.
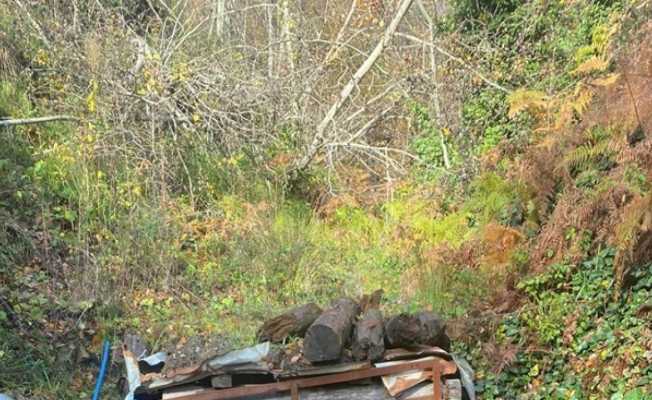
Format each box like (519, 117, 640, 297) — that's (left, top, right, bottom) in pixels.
(280, 0, 294, 73)
(267, 1, 276, 78)
(417, 0, 450, 169)
(211, 0, 226, 41)
(293, 0, 416, 174)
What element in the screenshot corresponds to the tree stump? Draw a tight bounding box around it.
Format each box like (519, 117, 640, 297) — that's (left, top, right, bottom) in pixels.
(352, 308, 385, 361)
(385, 312, 449, 351)
(304, 298, 360, 363)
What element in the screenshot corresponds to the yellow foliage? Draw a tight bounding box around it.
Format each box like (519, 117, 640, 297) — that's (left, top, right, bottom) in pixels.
(534, 134, 558, 150)
(614, 194, 652, 295)
(508, 89, 548, 119)
(86, 79, 99, 113)
(481, 223, 524, 267)
(591, 73, 620, 87)
(34, 48, 49, 66)
(570, 85, 594, 115)
(172, 62, 190, 82)
(573, 55, 610, 76)
(84, 36, 102, 74)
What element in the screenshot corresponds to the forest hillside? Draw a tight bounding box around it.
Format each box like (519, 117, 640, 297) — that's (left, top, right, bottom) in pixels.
(1, 0, 652, 398)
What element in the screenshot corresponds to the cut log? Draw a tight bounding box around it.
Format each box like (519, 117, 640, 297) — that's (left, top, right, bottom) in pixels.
(385, 312, 450, 351)
(257, 303, 323, 343)
(359, 289, 383, 313)
(304, 298, 360, 363)
(352, 309, 385, 362)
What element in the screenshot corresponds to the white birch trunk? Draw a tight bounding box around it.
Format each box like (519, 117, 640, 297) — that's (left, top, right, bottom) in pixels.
(280, 0, 294, 73)
(212, 0, 226, 40)
(267, 1, 276, 78)
(417, 0, 450, 169)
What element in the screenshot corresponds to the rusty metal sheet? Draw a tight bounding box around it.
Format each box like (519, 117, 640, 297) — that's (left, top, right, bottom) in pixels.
(277, 361, 371, 379)
(127, 342, 274, 396)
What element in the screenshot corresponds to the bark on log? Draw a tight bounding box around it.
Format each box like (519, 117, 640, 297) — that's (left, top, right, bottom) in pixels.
(257, 303, 323, 343)
(359, 289, 383, 313)
(304, 298, 360, 363)
(352, 309, 385, 362)
(385, 312, 450, 351)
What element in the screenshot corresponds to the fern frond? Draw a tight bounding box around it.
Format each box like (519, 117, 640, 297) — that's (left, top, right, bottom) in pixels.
(508, 89, 548, 119)
(563, 140, 612, 172)
(570, 86, 594, 115)
(591, 73, 620, 87)
(585, 126, 611, 143)
(534, 132, 559, 150)
(573, 55, 610, 76)
(614, 194, 652, 295)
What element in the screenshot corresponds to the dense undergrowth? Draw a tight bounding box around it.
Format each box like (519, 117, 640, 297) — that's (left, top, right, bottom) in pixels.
(465, 249, 652, 399)
(2, 0, 652, 398)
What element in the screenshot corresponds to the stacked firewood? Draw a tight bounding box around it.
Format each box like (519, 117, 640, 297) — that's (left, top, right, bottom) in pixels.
(256, 290, 451, 364)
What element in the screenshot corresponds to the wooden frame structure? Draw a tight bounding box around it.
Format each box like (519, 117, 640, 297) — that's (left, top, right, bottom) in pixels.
(174, 358, 458, 400)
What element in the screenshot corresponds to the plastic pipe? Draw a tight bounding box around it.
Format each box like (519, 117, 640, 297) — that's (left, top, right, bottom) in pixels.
(91, 339, 111, 400)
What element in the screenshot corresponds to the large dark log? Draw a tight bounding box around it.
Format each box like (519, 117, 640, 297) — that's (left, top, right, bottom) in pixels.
(352, 309, 385, 361)
(257, 303, 323, 343)
(304, 298, 360, 363)
(385, 312, 450, 351)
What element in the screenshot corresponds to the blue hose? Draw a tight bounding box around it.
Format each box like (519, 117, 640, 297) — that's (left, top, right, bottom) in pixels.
(91, 339, 111, 400)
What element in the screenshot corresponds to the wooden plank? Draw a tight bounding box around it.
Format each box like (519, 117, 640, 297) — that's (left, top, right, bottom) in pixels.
(278, 361, 370, 379)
